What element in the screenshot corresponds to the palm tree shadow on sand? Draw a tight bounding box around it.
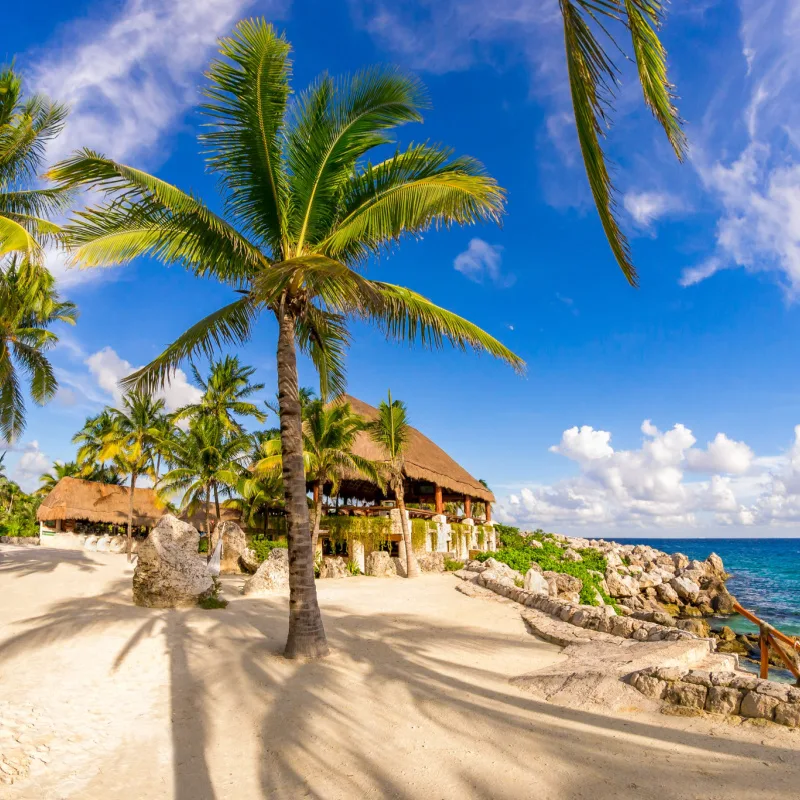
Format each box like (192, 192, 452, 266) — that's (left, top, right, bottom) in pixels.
(1, 578, 798, 800)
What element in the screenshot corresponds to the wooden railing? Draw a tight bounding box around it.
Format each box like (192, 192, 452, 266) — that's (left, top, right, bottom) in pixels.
(733, 602, 800, 683)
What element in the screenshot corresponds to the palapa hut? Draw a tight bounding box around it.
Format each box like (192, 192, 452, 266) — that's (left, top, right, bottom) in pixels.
(37, 477, 243, 550)
(317, 395, 495, 520)
(311, 396, 498, 565)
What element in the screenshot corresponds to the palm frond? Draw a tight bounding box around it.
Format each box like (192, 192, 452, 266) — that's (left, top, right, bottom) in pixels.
(121, 297, 260, 396)
(623, 0, 686, 160)
(202, 19, 291, 255)
(286, 67, 427, 250)
(320, 143, 505, 263)
(295, 306, 350, 401)
(560, 0, 636, 285)
(362, 282, 525, 373)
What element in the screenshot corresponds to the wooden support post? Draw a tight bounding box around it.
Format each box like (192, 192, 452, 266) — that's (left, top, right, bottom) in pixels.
(464, 496, 471, 519)
(313, 484, 320, 504)
(485, 501, 492, 523)
(759, 630, 770, 679)
(434, 484, 443, 515)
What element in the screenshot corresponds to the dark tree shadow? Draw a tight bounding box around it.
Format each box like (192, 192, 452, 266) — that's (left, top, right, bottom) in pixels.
(0, 546, 101, 576)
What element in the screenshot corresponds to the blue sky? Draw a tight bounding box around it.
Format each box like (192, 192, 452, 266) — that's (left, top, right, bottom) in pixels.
(5, 0, 800, 537)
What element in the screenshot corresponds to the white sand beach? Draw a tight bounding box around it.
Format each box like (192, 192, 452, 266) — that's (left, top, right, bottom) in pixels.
(1, 545, 798, 800)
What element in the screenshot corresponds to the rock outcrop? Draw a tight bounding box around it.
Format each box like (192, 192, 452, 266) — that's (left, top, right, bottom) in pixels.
(210, 521, 257, 575)
(242, 548, 289, 595)
(365, 551, 396, 577)
(132, 515, 213, 608)
(319, 556, 348, 579)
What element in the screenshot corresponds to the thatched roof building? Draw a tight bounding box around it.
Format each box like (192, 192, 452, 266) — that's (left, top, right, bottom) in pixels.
(37, 477, 167, 528)
(324, 396, 495, 519)
(37, 476, 242, 532)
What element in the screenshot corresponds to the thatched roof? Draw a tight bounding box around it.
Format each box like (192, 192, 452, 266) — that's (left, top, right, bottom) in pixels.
(342, 395, 495, 503)
(37, 477, 246, 530)
(36, 477, 167, 526)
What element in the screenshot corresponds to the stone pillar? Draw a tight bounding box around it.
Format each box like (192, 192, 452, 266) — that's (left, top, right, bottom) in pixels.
(434, 484, 443, 515)
(432, 515, 448, 552)
(350, 539, 366, 573)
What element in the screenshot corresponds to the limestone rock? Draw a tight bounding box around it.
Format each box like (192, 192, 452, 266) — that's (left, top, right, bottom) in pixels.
(712, 589, 736, 615)
(665, 681, 707, 709)
(740, 691, 779, 721)
(676, 618, 711, 637)
(655, 581, 680, 605)
(481, 558, 523, 584)
(365, 550, 396, 577)
(239, 547, 259, 574)
(417, 552, 445, 572)
(605, 569, 637, 598)
(242, 548, 289, 595)
(524, 568, 549, 595)
(672, 552, 690, 571)
(319, 555, 349, 579)
(96, 536, 111, 552)
(84, 535, 98, 551)
(705, 686, 743, 715)
(133, 515, 213, 608)
(670, 576, 700, 604)
(706, 552, 726, 578)
(561, 547, 582, 562)
(774, 702, 800, 728)
(209, 522, 251, 575)
(109, 537, 126, 554)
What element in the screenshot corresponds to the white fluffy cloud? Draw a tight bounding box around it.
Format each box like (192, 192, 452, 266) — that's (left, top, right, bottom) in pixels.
(12, 441, 51, 492)
(623, 190, 683, 228)
(453, 239, 512, 286)
(498, 419, 797, 533)
(683, 1, 800, 295)
(85, 346, 201, 411)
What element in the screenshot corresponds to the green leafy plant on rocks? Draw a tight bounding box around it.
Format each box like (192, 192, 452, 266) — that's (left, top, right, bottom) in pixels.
(444, 558, 464, 572)
(476, 525, 617, 608)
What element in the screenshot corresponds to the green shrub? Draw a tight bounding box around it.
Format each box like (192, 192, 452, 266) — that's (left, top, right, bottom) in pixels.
(346, 559, 361, 576)
(199, 577, 228, 609)
(250, 537, 284, 563)
(198, 537, 208, 553)
(444, 558, 464, 571)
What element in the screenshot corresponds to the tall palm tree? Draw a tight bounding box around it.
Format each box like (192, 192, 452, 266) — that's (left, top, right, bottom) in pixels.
(100, 392, 166, 560)
(73, 409, 116, 472)
(557, 1, 686, 285)
(0, 64, 70, 265)
(37, 460, 81, 496)
(172, 355, 266, 433)
(49, 21, 523, 658)
(230, 470, 284, 535)
(366, 391, 418, 578)
(0, 257, 78, 441)
(159, 417, 250, 554)
(302, 399, 382, 554)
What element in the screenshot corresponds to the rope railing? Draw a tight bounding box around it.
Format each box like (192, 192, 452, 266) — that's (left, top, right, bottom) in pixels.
(733, 602, 800, 685)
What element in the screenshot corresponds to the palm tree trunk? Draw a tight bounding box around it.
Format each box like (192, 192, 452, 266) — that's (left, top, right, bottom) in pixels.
(205, 484, 212, 564)
(213, 482, 221, 525)
(127, 471, 137, 562)
(276, 306, 329, 659)
(311, 479, 324, 557)
(395, 484, 420, 578)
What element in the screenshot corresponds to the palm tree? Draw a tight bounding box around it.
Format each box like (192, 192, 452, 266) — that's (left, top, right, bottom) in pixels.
(100, 392, 166, 561)
(159, 417, 250, 555)
(0, 257, 78, 441)
(557, 1, 686, 285)
(366, 391, 419, 578)
(0, 64, 70, 265)
(230, 470, 284, 535)
(172, 356, 266, 433)
(37, 460, 81, 496)
(302, 400, 382, 554)
(49, 21, 523, 659)
(73, 409, 116, 472)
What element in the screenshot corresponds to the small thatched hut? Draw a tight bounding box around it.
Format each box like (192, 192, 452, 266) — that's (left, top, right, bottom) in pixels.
(37, 477, 243, 539)
(37, 477, 167, 535)
(316, 395, 495, 522)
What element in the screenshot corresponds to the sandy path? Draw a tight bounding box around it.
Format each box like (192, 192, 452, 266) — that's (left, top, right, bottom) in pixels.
(0, 546, 797, 800)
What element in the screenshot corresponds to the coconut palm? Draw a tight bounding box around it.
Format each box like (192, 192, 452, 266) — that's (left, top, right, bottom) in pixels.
(37, 460, 81, 495)
(230, 471, 284, 535)
(73, 409, 117, 472)
(0, 257, 78, 441)
(557, 1, 686, 285)
(49, 20, 522, 658)
(100, 392, 166, 560)
(0, 64, 70, 265)
(159, 417, 250, 554)
(366, 391, 418, 578)
(255, 399, 383, 554)
(172, 355, 266, 433)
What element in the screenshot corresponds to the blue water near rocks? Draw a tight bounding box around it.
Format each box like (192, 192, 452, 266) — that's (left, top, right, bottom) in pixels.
(615, 538, 800, 637)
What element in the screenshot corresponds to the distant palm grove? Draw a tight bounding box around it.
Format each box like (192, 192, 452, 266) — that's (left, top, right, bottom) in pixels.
(0, 9, 684, 658)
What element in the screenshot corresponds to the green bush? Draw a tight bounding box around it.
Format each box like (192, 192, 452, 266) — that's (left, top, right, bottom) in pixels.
(444, 558, 464, 571)
(198, 537, 209, 553)
(346, 559, 361, 576)
(250, 537, 286, 563)
(476, 535, 617, 609)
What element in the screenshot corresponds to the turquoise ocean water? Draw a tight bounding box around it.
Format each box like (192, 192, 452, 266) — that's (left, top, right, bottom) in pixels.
(615, 538, 800, 637)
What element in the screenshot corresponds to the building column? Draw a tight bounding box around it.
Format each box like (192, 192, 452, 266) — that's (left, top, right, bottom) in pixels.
(464, 496, 471, 519)
(434, 484, 443, 515)
(485, 502, 492, 523)
(350, 539, 366, 573)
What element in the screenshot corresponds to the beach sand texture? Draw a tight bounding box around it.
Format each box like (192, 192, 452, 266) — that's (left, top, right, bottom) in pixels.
(0, 545, 797, 799)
